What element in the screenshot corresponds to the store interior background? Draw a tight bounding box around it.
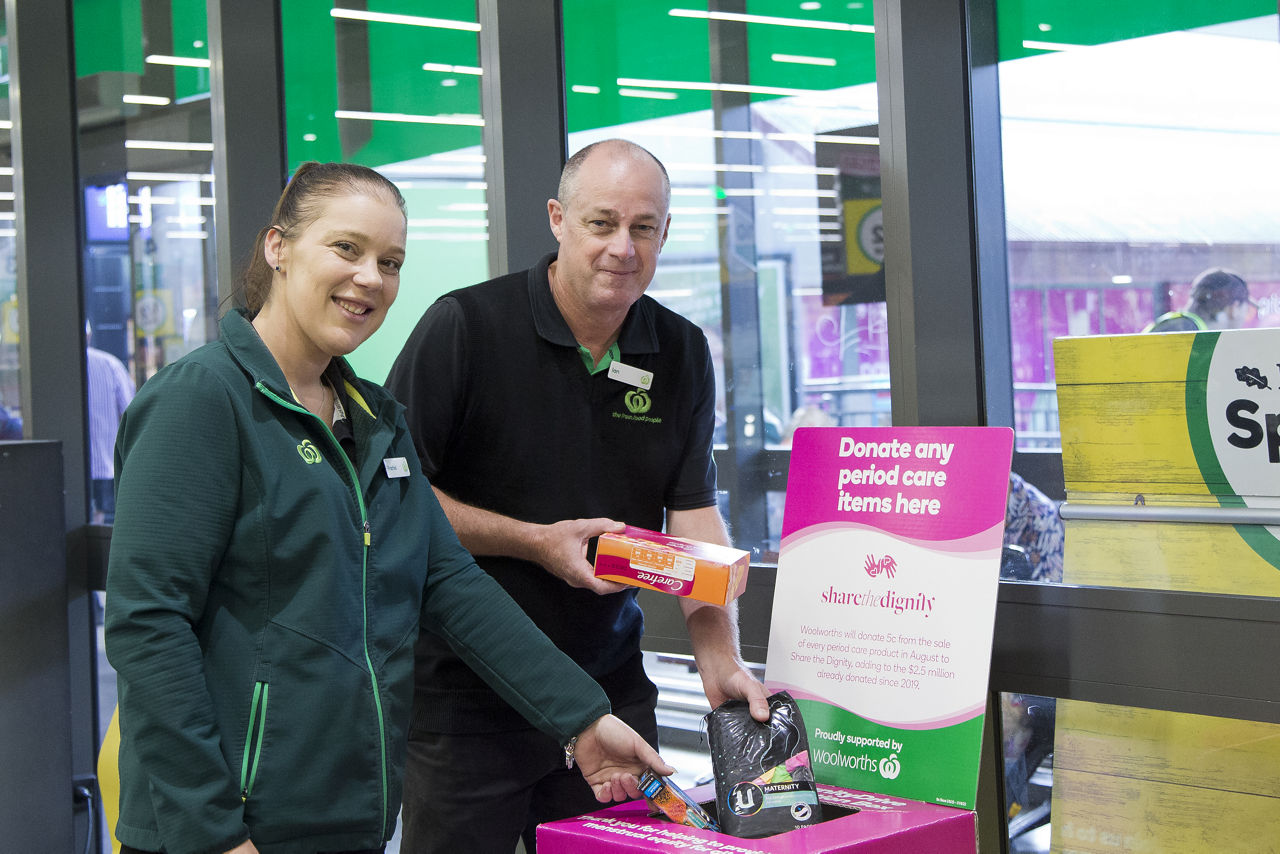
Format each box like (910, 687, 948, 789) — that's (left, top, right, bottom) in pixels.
(1, 2, 1277, 852)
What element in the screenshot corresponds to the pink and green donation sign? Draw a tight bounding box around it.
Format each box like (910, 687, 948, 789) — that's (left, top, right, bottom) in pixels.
(765, 426, 1013, 809)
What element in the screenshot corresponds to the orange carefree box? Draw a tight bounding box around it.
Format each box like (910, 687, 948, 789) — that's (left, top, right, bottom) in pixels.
(591, 525, 750, 606)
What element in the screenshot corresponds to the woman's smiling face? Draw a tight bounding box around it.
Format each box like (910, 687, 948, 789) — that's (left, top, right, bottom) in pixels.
(263, 189, 407, 361)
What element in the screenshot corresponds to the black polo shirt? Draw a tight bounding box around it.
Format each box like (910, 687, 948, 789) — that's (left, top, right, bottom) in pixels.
(386, 252, 719, 733)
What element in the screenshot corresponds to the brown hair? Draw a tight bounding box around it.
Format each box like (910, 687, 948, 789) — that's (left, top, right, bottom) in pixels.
(238, 161, 407, 316)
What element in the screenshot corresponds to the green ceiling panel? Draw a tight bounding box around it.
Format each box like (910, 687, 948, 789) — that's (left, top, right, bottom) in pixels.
(170, 0, 209, 103)
(356, 0, 482, 166)
(564, 1, 713, 133)
(73, 0, 144, 78)
(282, 0, 344, 168)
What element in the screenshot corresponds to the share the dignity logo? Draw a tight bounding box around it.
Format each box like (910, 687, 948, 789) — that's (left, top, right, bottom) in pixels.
(864, 554, 896, 578)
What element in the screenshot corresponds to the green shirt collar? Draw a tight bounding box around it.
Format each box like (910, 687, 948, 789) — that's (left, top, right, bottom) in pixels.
(578, 341, 620, 375)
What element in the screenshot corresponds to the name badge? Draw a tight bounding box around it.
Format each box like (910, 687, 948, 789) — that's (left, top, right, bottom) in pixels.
(383, 457, 411, 479)
(608, 361, 654, 390)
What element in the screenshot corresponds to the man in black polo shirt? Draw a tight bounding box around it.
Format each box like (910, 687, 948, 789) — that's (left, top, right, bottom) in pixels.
(386, 138, 768, 853)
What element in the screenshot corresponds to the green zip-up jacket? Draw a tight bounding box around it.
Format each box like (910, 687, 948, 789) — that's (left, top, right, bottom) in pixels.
(105, 310, 610, 854)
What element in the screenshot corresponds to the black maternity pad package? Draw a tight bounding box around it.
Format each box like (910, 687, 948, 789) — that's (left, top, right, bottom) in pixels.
(705, 690, 823, 838)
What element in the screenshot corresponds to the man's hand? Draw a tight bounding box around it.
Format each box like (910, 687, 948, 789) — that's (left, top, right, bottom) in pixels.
(573, 714, 675, 802)
(698, 654, 771, 723)
(224, 841, 259, 854)
(531, 518, 629, 595)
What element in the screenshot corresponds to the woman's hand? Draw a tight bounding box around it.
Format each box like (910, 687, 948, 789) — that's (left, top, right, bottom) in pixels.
(572, 714, 675, 802)
(224, 840, 259, 854)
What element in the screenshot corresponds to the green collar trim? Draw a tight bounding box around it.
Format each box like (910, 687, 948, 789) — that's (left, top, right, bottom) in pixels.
(578, 341, 620, 375)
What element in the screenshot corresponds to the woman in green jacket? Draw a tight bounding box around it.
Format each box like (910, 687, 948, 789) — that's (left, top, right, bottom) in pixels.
(105, 162, 670, 854)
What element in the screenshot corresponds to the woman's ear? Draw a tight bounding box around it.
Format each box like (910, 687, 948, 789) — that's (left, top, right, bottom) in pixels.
(264, 225, 284, 271)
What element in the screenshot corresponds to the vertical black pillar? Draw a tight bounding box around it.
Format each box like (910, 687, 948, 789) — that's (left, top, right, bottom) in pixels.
(478, 0, 566, 276)
(710, 1, 768, 553)
(207, 0, 287, 311)
(0, 441, 74, 851)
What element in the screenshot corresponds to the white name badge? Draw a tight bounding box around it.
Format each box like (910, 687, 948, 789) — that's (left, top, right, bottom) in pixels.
(382, 457, 411, 479)
(608, 360, 654, 390)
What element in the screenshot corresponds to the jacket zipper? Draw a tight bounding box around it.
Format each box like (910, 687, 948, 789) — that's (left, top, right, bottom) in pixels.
(240, 681, 269, 799)
(255, 381, 390, 837)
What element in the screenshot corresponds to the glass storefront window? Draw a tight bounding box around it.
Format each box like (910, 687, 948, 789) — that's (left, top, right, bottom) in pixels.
(0, 11, 18, 440)
(280, 0, 488, 384)
(1001, 692, 1280, 853)
(998, 3, 1280, 592)
(74, 0, 217, 521)
(1000, 4, 1280, 452)
(563, 0, 880, 556)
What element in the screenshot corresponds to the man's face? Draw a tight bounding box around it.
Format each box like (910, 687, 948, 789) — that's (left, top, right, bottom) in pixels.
(546, 148, 671, 319)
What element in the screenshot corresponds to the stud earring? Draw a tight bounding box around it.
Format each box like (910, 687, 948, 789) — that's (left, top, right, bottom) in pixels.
(274, 265, 281, 272)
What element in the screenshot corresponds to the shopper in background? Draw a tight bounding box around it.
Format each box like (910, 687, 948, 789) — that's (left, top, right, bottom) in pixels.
(104, 161, 669, 854)
(1144, 267, 1257, 332)
(86, 326, 136, 523)
(386, 138, 769, 853)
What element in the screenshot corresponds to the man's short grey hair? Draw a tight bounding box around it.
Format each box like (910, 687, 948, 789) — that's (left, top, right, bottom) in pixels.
(557, 139, 671, 212)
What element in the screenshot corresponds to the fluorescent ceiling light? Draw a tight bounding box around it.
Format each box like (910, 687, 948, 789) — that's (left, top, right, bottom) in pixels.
(1112, 275, 1133, 284)
(164, 230, 209, 239)
(670, 206, 730, 215)
(771, 188, 839, 198)
(810, 133, 879, 145)
(723, 188, 764, 197)
(1021, 39, 1085, 51)
(0, 212, 15, 221)
(0, 229, 17, 238)
(335, 109, 484, 127)
(145, 54, 210, 68)
(330, 8, 480, 31)
(618, 76, 824, 99)
(772, 53, 837, 66)
(772, 207, 839, 216)
(409, 233, 489, 242)
(0, 121, 11, 130)
(124, 94, 172, 106)
(667, 162, 764, 173)
(571, 85, 601, 94)
(0, 168, 13, 176)
(125, 140, 215, 152)
(0, 192, 13, 201)
(441, 203, 488, 212)
(408, 218, 490, 228)
(770, 165, 839, 176)
(422, 62, 482, 75)
(619, 88, 679, 100)
(126, 171, 214, 182)
(669, 8, 873, 34)
(127, 195, 177, 205)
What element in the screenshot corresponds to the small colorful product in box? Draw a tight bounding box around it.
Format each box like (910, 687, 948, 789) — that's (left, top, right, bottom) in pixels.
(639, 769, 720, 831)
(590, 525, 750, 606)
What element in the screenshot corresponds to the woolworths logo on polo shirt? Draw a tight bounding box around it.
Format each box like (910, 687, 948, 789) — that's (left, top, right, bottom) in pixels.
(614, 389, 662, 423)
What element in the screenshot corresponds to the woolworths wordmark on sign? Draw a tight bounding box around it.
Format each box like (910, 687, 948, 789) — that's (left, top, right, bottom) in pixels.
(764, 426, 1013, 809)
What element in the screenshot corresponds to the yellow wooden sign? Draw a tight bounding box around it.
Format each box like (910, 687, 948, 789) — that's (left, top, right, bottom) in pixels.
(1054, 328, 1280, 596)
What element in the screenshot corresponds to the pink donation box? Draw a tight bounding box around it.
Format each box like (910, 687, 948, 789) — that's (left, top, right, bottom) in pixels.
(537, 783, 976, 853)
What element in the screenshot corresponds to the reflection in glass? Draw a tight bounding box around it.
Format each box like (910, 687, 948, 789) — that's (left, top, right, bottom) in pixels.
(563, 0, 879, 555)
(999, 5, 1280, 452)
(0, 9, 20, 439)
(75, 1, 217, 519)
(281, 0, 488, 384)
(1002, 693, 1280, 853)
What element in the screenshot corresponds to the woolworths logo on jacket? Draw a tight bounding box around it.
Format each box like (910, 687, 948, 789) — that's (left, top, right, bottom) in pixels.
(297, 439, 323, 464)
(614, 389, 662, 423)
